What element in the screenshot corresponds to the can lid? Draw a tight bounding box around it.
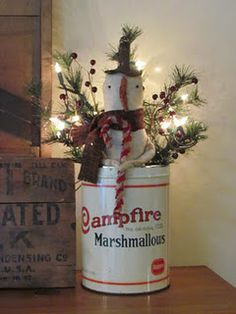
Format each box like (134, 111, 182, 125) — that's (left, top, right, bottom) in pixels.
(98, 165, 169, 179)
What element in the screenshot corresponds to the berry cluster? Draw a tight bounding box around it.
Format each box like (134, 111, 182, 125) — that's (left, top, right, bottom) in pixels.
(85, 59, 97, 93)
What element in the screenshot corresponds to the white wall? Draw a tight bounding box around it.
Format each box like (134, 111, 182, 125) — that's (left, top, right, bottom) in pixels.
(52, 0, 236, 286)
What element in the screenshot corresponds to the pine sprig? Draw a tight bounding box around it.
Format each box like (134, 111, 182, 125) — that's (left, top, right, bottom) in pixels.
(64, 70, 83, 94)
(66, 147, 83, 162)
(121, 24, 142, 43)
(54, 51, 73, 71)
(188, 87, 206, 106)
(171, 65, 196, 87)
(143, 64, 207, 165)
(185, 121, 208, 141)
(106, 44, 119, 61)
(106, 25, 142, 62)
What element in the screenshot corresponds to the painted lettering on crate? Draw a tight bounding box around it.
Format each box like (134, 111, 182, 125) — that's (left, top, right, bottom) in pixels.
(24, 170, 67, 192)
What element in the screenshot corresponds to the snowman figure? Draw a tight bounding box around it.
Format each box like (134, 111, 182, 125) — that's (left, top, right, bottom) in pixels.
(102, 36, 155, 172)
(74, 35, 155, 212)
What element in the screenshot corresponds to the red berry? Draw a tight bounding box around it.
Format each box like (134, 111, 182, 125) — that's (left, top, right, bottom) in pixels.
(160, 91, 166, 99)
(92, 86, 97, 93)
(158, 128, 165, 135)
(169, 111, 176, 117)
(176, 130, 183, 138)
(152, 94, 158, 100)
(90, 68, 96, 75)
(172, 152, 178, 159)
(169, 85, 176, 93)
(59, 93, 66, 100)
(192, 77, 198, 84)
(164, 98, 169, 104)
(71, 52, 78, 59)
(76, 100, 82, 110)
(158, 116, 164, 122)
(90, 59, 96, 66)
(85, 81, 91, 87)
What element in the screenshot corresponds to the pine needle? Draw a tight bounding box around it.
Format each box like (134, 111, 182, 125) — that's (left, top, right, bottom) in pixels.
(121, 24, 142, 43)
(54, 51, 73, 70)
(171, 65, 196, 87)
(106, 25, 142, 62)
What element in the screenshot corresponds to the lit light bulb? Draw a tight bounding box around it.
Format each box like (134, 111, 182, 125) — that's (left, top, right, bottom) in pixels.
(54, 62, 62, 73)
(50, 117, 66, 130)
(56, 131, 62, 138)
(54, 62, 64, 85)
(181, 94, 189, 102)
(173, 116, 188, 127)
(93, 111, 98, 115)
(154, 66, 162, 73)
(71, 115, 80, 123)
(160, 120, 171, 130)
(135, 60, 146, 71)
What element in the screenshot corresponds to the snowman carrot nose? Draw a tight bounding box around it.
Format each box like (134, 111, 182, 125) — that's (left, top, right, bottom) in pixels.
(119, 76, 128, 111)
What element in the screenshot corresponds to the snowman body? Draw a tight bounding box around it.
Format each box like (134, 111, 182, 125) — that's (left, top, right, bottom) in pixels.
(103, 73, 155, 168)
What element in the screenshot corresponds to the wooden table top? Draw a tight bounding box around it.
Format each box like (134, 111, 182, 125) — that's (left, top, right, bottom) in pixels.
(1, 266, 236, 314)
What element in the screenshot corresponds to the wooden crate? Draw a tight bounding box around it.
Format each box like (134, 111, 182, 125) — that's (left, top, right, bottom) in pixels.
(0, 157, 75, 288)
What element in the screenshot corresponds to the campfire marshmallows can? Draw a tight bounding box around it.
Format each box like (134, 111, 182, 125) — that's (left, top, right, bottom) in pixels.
(81, 165, 170, 294)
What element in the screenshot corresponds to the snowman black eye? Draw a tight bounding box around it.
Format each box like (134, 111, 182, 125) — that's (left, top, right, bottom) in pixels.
(108, 85, 111, 89)
(136, 85, 139, 88)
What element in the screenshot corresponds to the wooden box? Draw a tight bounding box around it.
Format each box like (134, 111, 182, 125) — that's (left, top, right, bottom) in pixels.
(0, 157, 75, 288)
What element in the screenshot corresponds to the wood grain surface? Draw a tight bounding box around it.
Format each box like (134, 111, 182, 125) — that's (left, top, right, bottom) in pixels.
(0, 158, 75, 203)
(0, 131, 32, 155)
(0, 0, 52, 156)
(0, 157, 75, 288)
(0, 0, 40, 16)
(0, 267, 235, 314)
(40, 0, 52, 156)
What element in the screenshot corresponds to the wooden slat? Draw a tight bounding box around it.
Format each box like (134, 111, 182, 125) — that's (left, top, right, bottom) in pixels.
(40, 0, 52, 156)
(0, 0, 40, 16)
(0, 131, 32, 155)
(0, 202, 75, 288)
(0, 89, 32, 141)
(0, 0, 52, 155)
(0, 158, 75, 203)
(0, 16, 40, 100)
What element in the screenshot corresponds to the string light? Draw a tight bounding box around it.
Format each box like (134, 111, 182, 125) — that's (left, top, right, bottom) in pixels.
(56, 131, 62, 138)
(54, 62, 64, 85)
(135, 60, 146, 71)
(54, 62, 62, 73)
(50, 117, 66, 130)
(173, 116, 188, 127)
(160, 120, 171, 130)
(71, 115, 81, 123)
(181, 94, 189, 102)
(154, 66, 162, 73)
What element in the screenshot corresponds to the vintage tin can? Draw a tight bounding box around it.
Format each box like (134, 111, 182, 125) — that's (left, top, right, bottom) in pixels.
(81, 165, 170, 294)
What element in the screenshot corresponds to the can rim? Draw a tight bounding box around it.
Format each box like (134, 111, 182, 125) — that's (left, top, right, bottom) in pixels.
(97, 165, 170, 179)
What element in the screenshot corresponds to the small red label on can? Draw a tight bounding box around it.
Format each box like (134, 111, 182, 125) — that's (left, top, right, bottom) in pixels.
(151, 258, 165, 276)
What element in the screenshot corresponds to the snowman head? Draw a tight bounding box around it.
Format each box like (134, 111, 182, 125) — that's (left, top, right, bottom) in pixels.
(103, 73, 144, 112)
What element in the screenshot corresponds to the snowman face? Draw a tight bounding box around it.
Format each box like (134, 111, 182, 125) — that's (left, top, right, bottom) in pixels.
(103, 73, 144, 111)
